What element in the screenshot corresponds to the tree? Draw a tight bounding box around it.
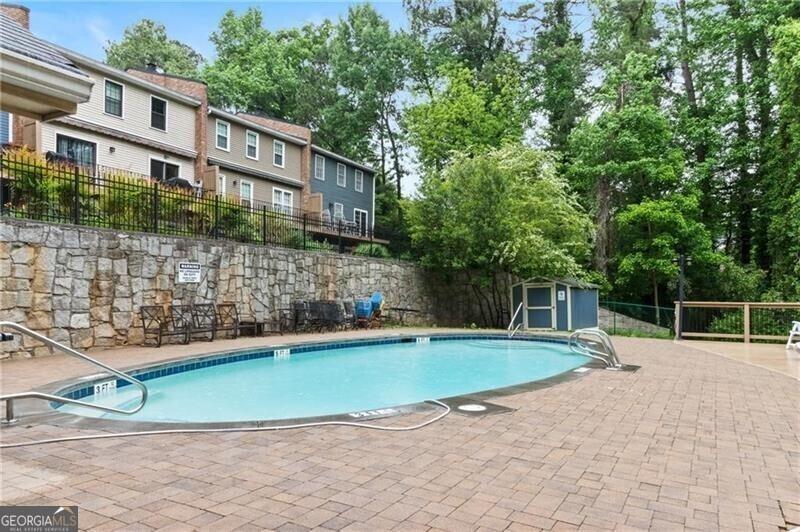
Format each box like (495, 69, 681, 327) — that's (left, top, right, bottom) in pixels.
(407, 145, 593, 326)
(105, 19, 203, 77)
(765, 20, 800, 298)
(614, 194, 710, 311)
(330, 5, 410, 193)
(405, 63, 526, 173)
(524, 0, 588, 155)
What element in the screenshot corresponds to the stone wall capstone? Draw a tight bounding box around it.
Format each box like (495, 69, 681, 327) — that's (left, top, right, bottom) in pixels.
(1, 219, 464, 358)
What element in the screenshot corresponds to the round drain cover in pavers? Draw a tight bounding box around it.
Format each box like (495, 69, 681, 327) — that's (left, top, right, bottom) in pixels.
(457, 404, 488, 412)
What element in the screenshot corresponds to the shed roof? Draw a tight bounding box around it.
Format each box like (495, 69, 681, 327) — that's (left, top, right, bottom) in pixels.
(514, 277, 599, 289)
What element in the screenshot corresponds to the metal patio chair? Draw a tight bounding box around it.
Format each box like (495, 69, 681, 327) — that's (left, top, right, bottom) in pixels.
(191, 303, 217, 342)
(140, 305, 190, 347)
(216, 304, 240, 339)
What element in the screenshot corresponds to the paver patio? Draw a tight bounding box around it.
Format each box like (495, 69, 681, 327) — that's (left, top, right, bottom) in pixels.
(1, 332, 799, 531)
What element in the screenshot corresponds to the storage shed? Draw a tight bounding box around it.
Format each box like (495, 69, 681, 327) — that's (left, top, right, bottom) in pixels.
(509, 278, 599, 331)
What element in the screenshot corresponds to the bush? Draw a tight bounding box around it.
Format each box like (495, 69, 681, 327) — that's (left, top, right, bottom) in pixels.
(353, 243, 391, 258)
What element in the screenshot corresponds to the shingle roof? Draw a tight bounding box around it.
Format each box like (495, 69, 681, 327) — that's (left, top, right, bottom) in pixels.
(0, 12, 87, 77)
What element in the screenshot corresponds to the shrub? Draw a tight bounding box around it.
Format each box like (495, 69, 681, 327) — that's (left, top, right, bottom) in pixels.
(353, 243, 391, 258)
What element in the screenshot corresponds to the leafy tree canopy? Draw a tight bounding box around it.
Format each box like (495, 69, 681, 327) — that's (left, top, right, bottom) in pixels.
(105, 19, 203, 77)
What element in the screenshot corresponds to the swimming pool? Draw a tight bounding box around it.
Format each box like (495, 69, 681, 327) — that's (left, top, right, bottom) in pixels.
(56, 336, 590, 423)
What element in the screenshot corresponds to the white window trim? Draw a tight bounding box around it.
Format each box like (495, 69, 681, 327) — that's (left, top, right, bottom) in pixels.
(245, 129, 259, 161)
(354, 169, 364, 193)
(218, 174, 226, 196)
(148, 155, 181, 180)
(273, 140, 285, 168)
(215, 119, 230, 152)
(336, 163, 346, 187)
(240, 179, 254, 204)
(103, 78, 125, 119)
(314, 154, 325, 180)
(273, 186, 293, 213)
(354, 208, 368, 227)
(149, 95, 168, 132)
(333, 202, 345, 221)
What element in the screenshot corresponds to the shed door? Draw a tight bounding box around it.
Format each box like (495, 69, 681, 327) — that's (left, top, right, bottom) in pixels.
(525, 285, 553, 329)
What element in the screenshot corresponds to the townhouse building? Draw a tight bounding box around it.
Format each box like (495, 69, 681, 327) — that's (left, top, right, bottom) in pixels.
(4, 3, 378, 236)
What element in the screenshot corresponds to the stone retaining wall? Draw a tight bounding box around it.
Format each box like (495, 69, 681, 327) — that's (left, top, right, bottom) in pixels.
(599, 307, 671, 335)
(1, 219, 471, 358)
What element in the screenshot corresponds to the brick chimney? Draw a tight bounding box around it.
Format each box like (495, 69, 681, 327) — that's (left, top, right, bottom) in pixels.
(0, 3, 30, 29)
(126, 68, 212, 188)
(2, 4, 34, 146)
(237, 112, 313, 207)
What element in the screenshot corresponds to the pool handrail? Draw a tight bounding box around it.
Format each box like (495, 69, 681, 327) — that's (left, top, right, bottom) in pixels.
(0, 321, 148, 423)
(568, 328, 622, 369)
(507, 302, 524, 338)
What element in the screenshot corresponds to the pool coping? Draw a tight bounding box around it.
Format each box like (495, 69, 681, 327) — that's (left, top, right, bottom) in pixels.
(6, 332, 618, 431)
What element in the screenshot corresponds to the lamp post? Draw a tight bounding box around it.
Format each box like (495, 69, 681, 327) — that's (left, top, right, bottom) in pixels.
(675, 254, 691, 340)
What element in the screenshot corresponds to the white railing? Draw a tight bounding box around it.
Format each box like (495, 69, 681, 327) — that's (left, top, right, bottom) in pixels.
(507, 303, 523, 338)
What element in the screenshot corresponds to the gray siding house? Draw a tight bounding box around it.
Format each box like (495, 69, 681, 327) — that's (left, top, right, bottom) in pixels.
(311, 145, 375, 231)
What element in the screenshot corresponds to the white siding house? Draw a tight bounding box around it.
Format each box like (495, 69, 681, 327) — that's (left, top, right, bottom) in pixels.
(38, 52, 200, 183)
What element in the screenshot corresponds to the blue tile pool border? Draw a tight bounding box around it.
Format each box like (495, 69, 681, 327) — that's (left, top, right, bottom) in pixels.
(53, 333, 571, 406)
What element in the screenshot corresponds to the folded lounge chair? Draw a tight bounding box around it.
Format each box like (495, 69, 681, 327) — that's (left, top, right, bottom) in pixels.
(787, 321, 800, 352)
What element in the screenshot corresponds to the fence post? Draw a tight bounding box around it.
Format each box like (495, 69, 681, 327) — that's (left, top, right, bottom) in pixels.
(151, 182, 159, 234)
(302, 214, 307, 250)
(261, 205, 267, 245)
(72, 166, 80, 225)
(0, 171, 5, 218)
(743, 303, 751, 343)
(213, 194, 219, 239)
(337, 221, 343, 253)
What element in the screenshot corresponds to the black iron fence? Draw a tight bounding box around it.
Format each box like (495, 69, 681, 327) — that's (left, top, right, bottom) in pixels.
(0, 149, 391, 255)
(600, 300, 675, 338)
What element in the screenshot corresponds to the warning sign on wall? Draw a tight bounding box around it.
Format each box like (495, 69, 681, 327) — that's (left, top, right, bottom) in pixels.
(177, 262, 201, 283)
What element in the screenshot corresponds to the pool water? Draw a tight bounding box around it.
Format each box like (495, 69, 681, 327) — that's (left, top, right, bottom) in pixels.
(60, 339, 589, 423)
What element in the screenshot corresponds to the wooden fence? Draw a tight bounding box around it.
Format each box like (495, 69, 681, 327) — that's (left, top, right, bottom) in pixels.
(675, 301, 800, 342)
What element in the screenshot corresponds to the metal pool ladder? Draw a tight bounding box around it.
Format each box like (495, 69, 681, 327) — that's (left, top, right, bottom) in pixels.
(507, 303, 523, 338)
(568, 328, 622, 369)
(0, 321, 148, 424)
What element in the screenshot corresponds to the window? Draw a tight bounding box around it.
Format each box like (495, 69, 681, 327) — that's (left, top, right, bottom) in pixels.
(215, 120, 229, 151)
(240, 180, 253, 207)
(104, 80, 123, 117)
(150, 96, 167, 131)
(354, 208, 368, 235)
(150, 159, 180, 183)
(354, 169, 364, 193)
(314, 154, 325, 180)
(217, 174, 226, 196)
(336, 163, 346, 187)
(273, 188, 293, 214)
(56, 134, 96, 167)
(245, 130, 259, 160)
(333, 203, 344, 222)
(273, 140, 285, 168)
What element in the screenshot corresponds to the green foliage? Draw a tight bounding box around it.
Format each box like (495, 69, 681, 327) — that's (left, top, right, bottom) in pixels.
(353, 243, 391, 258)
(408, 144, 593, 283)
(405, 63, 527, 172)
(614, 194, 709, 307)
(105, 19, 203, 77)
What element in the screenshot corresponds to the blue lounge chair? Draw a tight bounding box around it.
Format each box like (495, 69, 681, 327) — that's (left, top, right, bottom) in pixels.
(355, 299, 373, 328)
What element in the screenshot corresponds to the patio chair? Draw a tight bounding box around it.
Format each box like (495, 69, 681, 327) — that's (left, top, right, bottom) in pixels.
(343, 300, 356, 329)
(292, 300, 311, 332)
(370, 291, 384, 328)
(787, 321, 800, 352)
(355, 298, 373, 329)
(140, 305, 190, 347)
(191, 303, 217, 342)
(308, 300, 327, 331)
(216, 303, 240, 339)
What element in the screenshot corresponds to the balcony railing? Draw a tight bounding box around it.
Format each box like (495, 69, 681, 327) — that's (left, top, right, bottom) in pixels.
(0, 149, 388, 254)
